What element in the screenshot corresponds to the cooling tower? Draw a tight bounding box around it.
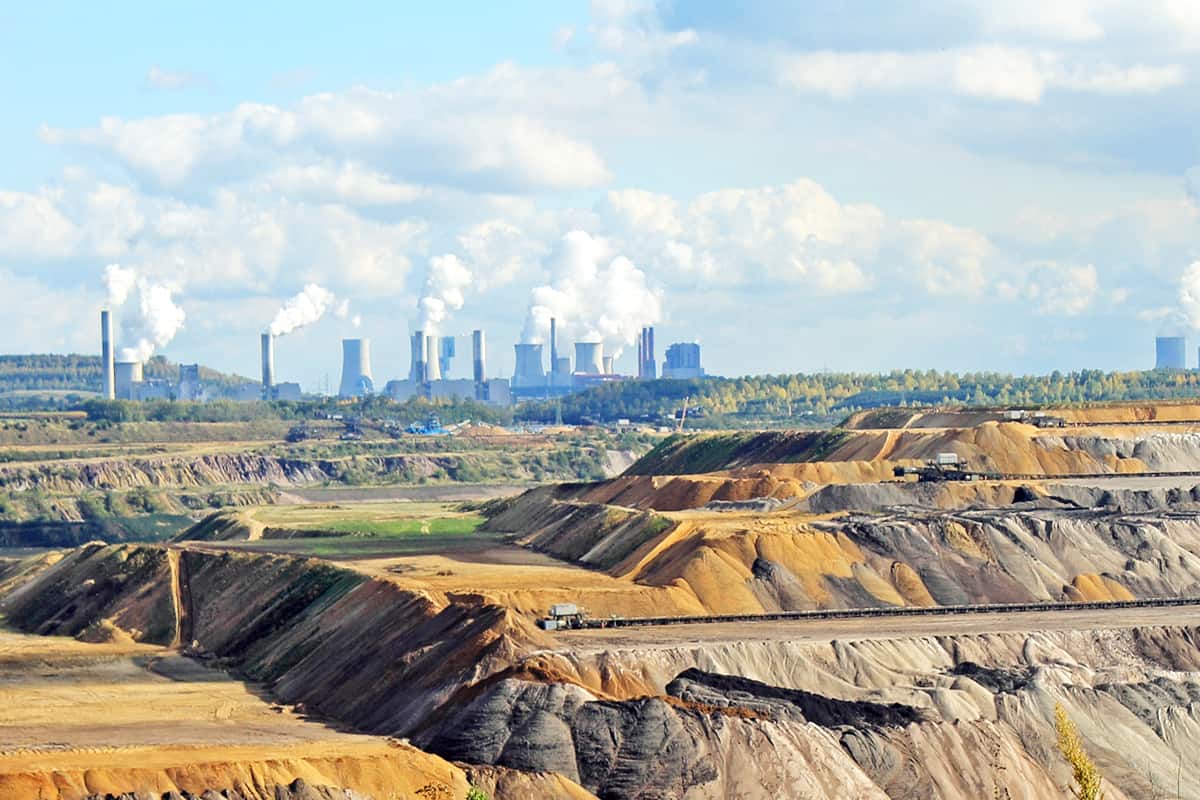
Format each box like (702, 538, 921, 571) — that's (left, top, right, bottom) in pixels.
(338, 338, 374, 398)
(603, 355, 614, 374)
(101, 310, 115, 400)
(513, 343, 544, 388)
(261, 333, 275, 394)
(1156, 336, 1187, 370)
(472, 330, 486, 383)
(425, 335, 442, 381)
(114, 360, 143, 400)
(575, 342, 604, 375)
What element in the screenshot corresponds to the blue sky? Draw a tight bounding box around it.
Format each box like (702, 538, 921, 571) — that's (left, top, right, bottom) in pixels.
(3, 1, 1200, 388)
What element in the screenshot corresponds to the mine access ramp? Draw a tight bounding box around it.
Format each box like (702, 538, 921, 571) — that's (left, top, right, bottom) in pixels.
(542, 597, 1200, 631)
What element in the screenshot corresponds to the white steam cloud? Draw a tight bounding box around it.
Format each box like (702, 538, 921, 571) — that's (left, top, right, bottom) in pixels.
(104, 263, 138, 307)
(103, 264, 186, 362)
(269, 284, 338, 337)
(1178, 261, 1200, 330)
(521, 230, 662, 357)
(417, 254, 472, 331)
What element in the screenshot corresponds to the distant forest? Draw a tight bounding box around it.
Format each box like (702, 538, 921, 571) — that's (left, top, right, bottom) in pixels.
(520, 369, 1200, 427)
(6, 354, 1200, 427)
(0, 354, 250, 394)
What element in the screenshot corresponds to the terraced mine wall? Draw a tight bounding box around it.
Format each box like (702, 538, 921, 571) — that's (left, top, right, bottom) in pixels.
(8, 542, 1200, 797)
(487, 485, 1200, 614)
(626, 425, 1200, 481)
(0, 452, 473, 493)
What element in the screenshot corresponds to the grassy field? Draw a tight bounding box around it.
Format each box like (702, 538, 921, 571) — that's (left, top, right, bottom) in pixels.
(229, 501, 496, 559)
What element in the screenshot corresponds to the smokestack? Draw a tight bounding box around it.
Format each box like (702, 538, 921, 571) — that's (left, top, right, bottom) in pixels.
(101, 309, 115, 400)
(338, 338, 374, 398)
(472, 330, 486, 383)
(425, 334, 442, 381)
(646, 326, 655, 379)
(603, 355, 614, 374)
(410, 331, 426, 382)
(637, 331, 643, 379)
(550, 318, 558, 374)
(261, 333, 275, 394)
(575, 342, 604, 375)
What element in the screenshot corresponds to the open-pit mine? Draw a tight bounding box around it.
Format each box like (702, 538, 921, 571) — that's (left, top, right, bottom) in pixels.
(8, 404, 1200, 798)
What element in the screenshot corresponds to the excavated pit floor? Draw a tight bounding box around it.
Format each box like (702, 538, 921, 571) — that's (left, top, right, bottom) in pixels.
(0, 629, 391, 774)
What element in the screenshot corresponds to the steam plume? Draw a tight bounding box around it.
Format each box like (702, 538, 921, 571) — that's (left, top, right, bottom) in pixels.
(521, 231, 662, 357)
(102, 265, 186, 362)
(1178, 261, 1200, 331)
(417, 254, 472, 331)
(269, 284, 337, 337)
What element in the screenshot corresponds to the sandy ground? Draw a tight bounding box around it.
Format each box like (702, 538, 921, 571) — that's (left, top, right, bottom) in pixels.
(0, 629, 388, 774)
(552, 602, 1200, 651)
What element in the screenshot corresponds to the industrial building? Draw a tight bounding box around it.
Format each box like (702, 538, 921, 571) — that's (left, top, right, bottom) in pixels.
(385, 327, 510, 405)
(662, 342, 704, 379)
(637, 326, 656, 379)
(1156, 336, 1187, 370)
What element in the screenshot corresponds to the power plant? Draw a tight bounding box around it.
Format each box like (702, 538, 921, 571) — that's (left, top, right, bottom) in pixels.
(94, 306, 704, 407)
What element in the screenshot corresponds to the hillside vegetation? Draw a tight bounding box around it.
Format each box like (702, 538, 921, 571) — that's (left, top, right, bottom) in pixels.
(521, 368, 1200, 426)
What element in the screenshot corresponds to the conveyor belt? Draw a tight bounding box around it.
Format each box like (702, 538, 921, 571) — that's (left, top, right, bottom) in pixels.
(570, 596, 1200, 629)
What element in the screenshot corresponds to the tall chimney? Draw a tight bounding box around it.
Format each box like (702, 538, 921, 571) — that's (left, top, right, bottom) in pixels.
(101, 309, 115, 400)
(472, 329, 486, 383)
(646, 326, 656, 379)
(410, 331, 426, 382)
(550, 317, 558, 377)
(261, 333, 275, 395)
(637, 330, 644, 379)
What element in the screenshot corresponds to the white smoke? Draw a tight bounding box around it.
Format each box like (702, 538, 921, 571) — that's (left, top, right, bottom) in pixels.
(417, 254, 472, 332)
(351, 314, 362, 328)
(103, 265, 186, 362)
(104, 263, 138, 306)
(269, 284, 337, 337)
(521, 230, 662, 357)
(1178, 261, 1200, 329)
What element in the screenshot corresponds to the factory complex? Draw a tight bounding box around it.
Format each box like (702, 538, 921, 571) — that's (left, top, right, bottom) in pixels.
(99, 310, 705, 406)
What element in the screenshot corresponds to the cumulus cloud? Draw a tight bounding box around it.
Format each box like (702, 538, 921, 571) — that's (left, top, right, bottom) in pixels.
(1028, 263, 1101, 316)
(779, 45, 1182, 103)
(600, 180, 994, 298)
(41, 84, 611, 193)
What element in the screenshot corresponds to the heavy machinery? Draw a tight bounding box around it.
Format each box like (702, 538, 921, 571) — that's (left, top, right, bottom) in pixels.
(538, 603, 586, 630)
(893, 452, 1002, 482)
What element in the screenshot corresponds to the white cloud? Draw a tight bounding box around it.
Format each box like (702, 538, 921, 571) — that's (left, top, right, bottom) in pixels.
(779, 45, 1182, 103)
(0, 189, 78, 259)
(42, 83, 612, 193)
(258, 161, 427, 206)
(1026, 262, 1101, 316)
(143, 66, 210, 92)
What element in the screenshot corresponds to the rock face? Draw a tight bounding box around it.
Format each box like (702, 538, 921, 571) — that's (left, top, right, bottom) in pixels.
(425, 624, 1200, 799)
(83, 779, 369, 800)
